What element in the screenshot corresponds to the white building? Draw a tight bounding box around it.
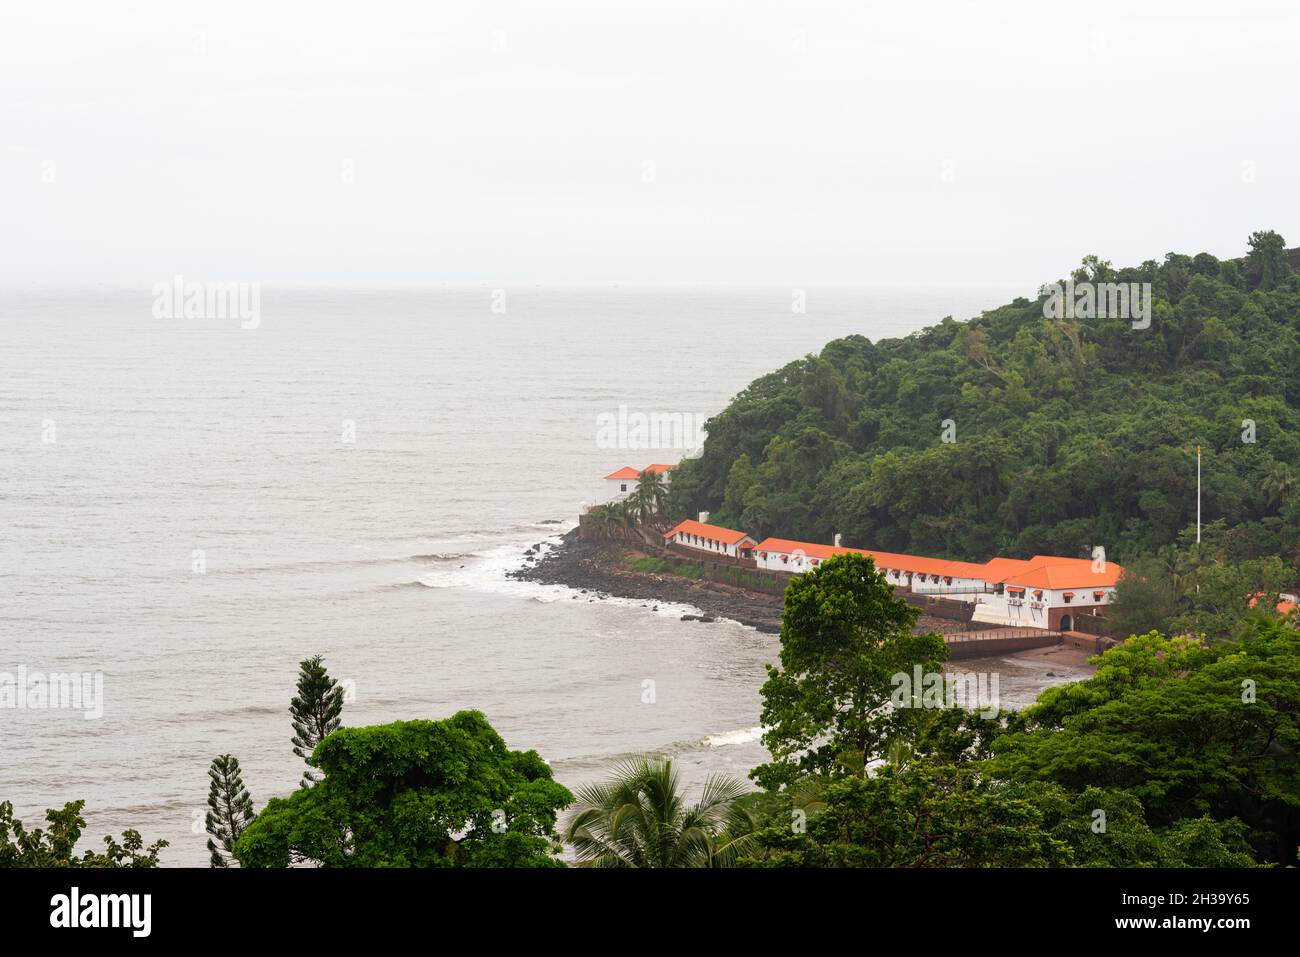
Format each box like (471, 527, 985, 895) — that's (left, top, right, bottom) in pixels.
(603, 466, 641, 501)
(601, 463, 676, 503)
(664, 519, 756, 559)
(970, 556, 1121, 631)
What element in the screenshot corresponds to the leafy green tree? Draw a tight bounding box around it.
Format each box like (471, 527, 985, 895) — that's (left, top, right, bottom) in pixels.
(564, 757, 754, 867)
(290, 654, 345, 787)
(719, 452, 755, 527)
(205, 754, 255, 868)
(1261, 460, 1297, 508)
(752, 552, 948, 790)
(988, 621, 1300, 864)
(1245, 229, 1290, 291)
(1108, 554, 1182, 637)
(0, 800, 166, 868)
(1169, 556, 1293, 639)
(234, 712, 572, 867)
(744, 764, 1073, 867)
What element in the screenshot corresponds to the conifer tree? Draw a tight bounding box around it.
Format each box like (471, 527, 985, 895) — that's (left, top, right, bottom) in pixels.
(205, 754, 254, 868)
(290, 655, 345, 786)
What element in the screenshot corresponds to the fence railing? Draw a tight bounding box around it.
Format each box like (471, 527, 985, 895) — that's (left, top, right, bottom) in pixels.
(946, 627, 1062, 643)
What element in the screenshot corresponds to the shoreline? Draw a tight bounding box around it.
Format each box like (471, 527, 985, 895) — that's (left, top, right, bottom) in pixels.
(511, 528, 786, 632)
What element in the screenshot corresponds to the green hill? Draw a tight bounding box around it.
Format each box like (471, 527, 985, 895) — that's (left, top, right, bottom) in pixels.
(667, 231, 1300, 571)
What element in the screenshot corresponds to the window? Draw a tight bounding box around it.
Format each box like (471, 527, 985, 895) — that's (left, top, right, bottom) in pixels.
(620, 483, 627, 492)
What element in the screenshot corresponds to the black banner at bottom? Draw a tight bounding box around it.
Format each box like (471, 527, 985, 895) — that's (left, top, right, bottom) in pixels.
(1, 866, 1289, 943)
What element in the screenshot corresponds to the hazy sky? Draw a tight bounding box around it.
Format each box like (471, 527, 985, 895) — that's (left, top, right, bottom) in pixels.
(2, 0, 1296, 284)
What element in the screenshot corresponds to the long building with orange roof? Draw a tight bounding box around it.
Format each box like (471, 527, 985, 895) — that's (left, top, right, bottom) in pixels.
(598, 466, 1124, 631)
(752, 536, 1123, 632)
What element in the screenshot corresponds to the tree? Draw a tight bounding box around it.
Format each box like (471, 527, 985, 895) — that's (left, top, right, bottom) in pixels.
(633, 469, 668, 525)
(290, 655, 345, 787)
(744, 764, 1072, 867)
(988, 621, 1300, 864)
(752, 553, 948, 790)
(234, 712, 572, 867)
(564, 757, 754, 867)
(1169, 556, 1293, 639)
(1107, 554, 1182, 637)
(0, 800, 166, 868)
(1245, 229, 1289, 291)
(743, 760, 1256, 867)
(205, 754, 255, 868)
(1261, 460, 1297, 508)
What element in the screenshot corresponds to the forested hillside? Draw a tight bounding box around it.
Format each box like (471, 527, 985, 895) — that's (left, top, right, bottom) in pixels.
(668, 231, 1300, 575)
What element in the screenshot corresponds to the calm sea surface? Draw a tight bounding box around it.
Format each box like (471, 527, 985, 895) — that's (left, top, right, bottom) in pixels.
(1, 281, 1088, 865)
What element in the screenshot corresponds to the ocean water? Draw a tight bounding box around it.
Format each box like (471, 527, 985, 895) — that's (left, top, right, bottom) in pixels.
(0, 281, 1046, 866)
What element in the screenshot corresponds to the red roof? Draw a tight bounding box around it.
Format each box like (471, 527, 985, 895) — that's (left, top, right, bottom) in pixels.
(754, 539, 994, 578)
(751, 540, 1123, 589)
(1248, 593, 1299, 616)
(604, 463, 676, 481)
(979, 557, 1036, 580)
(998, 557, 1123, 590)
(753, 537, 863, 561)
(664, 519, 755, 547)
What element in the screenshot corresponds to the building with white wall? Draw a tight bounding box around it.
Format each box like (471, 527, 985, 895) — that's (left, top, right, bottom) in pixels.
(970, 556, 1121, 631)
(602, 464, 676, 502)
(603, 466, 641, 501)
(664, 519, 756, 559)
(752, 537, 1123, 632)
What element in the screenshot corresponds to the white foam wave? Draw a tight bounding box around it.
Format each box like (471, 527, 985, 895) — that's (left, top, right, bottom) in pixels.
(704, 726, 765, 748)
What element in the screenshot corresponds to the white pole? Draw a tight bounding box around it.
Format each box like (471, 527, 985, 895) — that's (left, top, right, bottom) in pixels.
(1196, 444, 1201, 544)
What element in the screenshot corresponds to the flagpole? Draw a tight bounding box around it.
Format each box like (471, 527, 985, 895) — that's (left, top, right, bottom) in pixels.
(1196, 444, 1201, 545)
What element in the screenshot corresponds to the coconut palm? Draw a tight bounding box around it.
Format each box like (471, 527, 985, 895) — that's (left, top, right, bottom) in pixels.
(634, 469, 669, 525)
(585, 503, 615, 538)
(564, 757, 755, 867)
(608, 500, 635, 540)
(1261, 461, 1297, 508)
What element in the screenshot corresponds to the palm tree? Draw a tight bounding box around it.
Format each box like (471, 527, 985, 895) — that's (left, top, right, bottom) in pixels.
(634, 469, 668, 526)
(564, 757, 756, 867)
(1261, 461, 1297, 509)
(585, 503, 615, 539)
(605, 496, 631, 540)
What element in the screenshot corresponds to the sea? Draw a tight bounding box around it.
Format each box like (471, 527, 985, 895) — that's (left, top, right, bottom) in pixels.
(0, 280, 1090, 865)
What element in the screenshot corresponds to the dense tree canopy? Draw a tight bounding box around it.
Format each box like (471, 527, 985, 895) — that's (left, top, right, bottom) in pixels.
(234, 711, 572, 867)
(987, 619, 1300, 864)
(668, 234, 1300, 573)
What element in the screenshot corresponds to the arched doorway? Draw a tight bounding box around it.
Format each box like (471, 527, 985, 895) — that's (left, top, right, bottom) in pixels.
(1060, 614, 1073, 632)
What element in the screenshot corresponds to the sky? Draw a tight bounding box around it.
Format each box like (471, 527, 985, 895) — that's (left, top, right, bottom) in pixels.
(1, 0, 1296, 284)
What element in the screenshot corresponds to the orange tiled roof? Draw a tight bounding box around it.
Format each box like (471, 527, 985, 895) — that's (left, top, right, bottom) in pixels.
(998, 557, 1123, 590)
(604, 466, 641, 480)
(665, 519, 755, 547)
(643, 463, 676, 474)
